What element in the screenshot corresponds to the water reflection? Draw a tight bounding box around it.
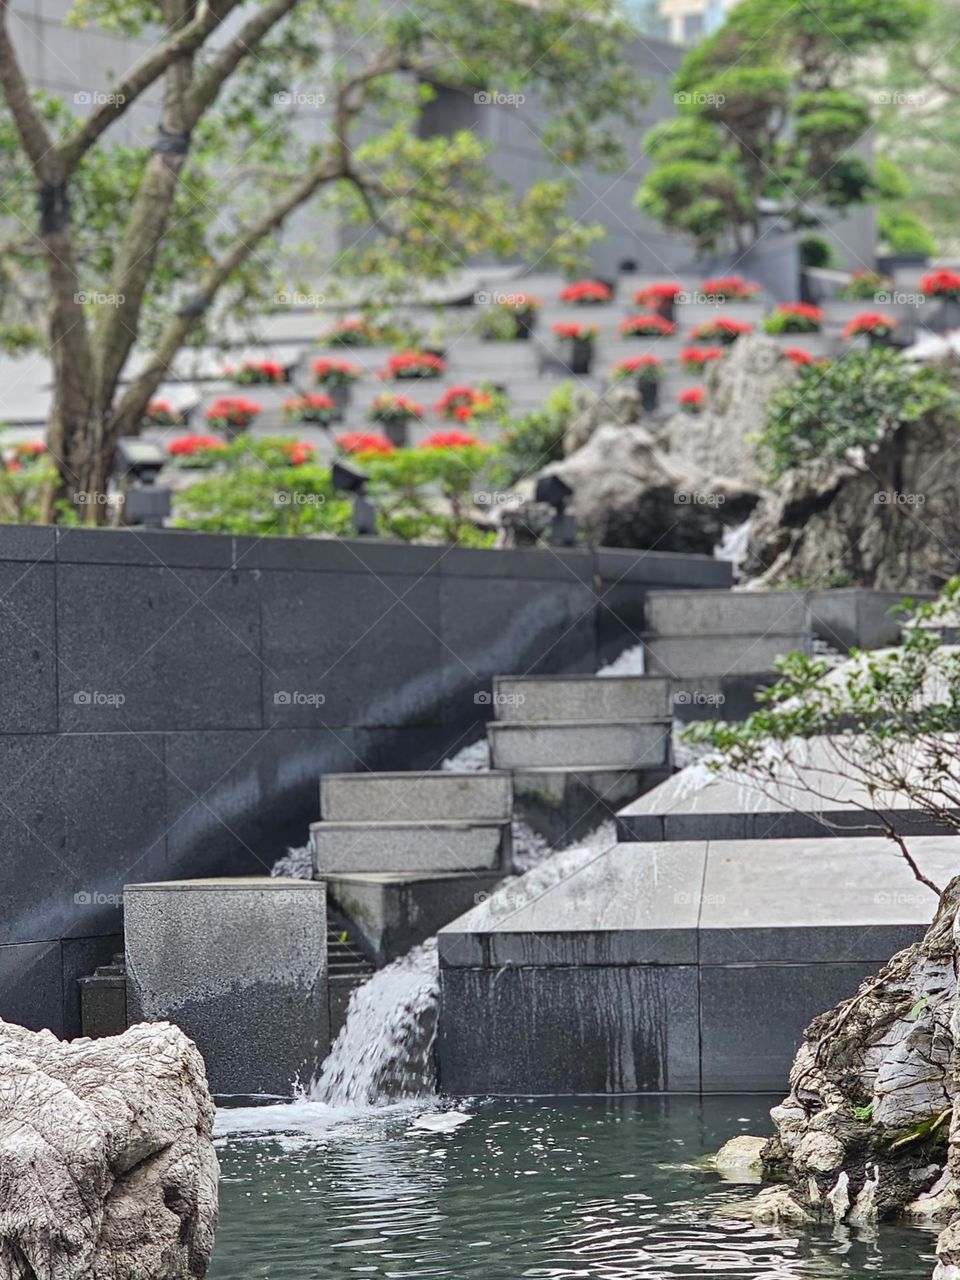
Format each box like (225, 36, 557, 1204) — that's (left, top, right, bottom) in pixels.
(209, 1096, 936, 1279)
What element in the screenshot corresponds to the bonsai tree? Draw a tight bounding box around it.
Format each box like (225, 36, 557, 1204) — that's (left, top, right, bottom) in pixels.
(0, 0, 642, 518)
(636, 0, 930, 254)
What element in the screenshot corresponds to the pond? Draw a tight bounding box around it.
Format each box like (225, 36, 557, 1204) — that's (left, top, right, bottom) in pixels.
(209, 1095, 935, 1278)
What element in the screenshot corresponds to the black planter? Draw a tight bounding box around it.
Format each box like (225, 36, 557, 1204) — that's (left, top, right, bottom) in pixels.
(637, 378, 660, 411)
(653, 298, 676, 325)
(327, 382, 352, 421)
(568, 337, 594, 375)
(379, 418, 409, 447)
(514, 308, 537, 341)
(423, 346, 446, 361)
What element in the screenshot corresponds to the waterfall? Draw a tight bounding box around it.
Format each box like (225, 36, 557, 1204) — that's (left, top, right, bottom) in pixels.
(310, 940, 440, 1107)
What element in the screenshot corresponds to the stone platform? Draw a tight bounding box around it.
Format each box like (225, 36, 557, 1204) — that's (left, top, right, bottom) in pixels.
(437, 834, 953, 1094)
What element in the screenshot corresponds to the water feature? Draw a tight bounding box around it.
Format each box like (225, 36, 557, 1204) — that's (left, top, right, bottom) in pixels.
(209, 1094, 936, 1279)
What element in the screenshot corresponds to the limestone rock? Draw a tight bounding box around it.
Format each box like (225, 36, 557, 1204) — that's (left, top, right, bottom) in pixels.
(714, 1135, 767, 1175)
(661, 333, 798, 491)
(543, 423, 756, 553)
(722, 1186, 814, 1225)
(562, 383, 642, 455)
(0, 1019, 219, 1279)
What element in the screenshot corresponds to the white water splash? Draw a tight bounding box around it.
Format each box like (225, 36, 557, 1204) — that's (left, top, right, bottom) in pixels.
(597, 643, 646, 676)
(715, 517, 752, 567)
(270, 843, 312, 880)
(442, 738, 490, 771)
(310, 939, 440, 1107)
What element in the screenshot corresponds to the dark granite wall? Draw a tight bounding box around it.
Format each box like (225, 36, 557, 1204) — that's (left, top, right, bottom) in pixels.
(0, 525, 729, 1036)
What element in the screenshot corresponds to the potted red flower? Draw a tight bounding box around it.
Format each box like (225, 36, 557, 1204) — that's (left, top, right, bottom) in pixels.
(280, 441, 316, 466)
(335, 431, 395, 456)
(13, 441, 46, 462)
(166, 434, 230, 467)
(620, 313, 677, 338)
(559, 280, 612, 305)
(501, 293, 540, 339)
(204, 396, 261, 435)
(612, 355, 663, 410)
(143, 399, 186, 427)
(699, 275, 760, 302)
(678, 387, 704, 414)
(680, 345, 723, 372)
(379, 350, 446, 380)
(690, 317, 753, 345)
(323, 317, 383, 347)
(418, 429, 480, 449)
(841, 312, 897, 347)
(434, 386, 494, 422)
(920, 269, 960, 302)
(312, 357, 361, 419)
(632, 282, 682, 322)
(782, 347, 814, 366)
(282, 393, 336, 425)
(228, 358, 287, 385)
(762, 303, 823, 335)
(551, 322, 597, 374)
(368, 393, 425, 447)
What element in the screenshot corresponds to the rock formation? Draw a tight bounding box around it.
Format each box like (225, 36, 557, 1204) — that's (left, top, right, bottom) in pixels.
(724, 877, 960, 1277)
(0, 1019, 219, 1279)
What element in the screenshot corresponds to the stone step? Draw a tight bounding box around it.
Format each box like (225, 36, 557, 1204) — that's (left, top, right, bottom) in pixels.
(492, 674, 671, 723)
(645, 589, 811, 637)
(310, 819, 511, 875)
(644, 632, 812, 678)
(320, 770, 512, 823)
(487, 719, 671, 770)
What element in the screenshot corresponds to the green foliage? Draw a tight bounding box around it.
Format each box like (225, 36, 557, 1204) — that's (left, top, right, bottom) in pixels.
(637, 0, 927, 252)
(798, 235, 835, 268)
(877, 210, 938, 256)
(760, 348, 960, 478)
(837, 270, 889, 299)
(0, 444, 58, 524)
(493, 383, 579, 485)
(362, 444, 497, 546)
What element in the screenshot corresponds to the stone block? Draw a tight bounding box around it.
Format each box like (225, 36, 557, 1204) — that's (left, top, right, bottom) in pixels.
(124, 878, 328, 1096)
(492, 674, 671, 722)
(320, 770, 512, 823)
(512, 766, 669, 847)
(311, 819, 511, 875)
(488, 720, 670, 770)
(643, 632, 812, 677)
(645, 589, 811, 636)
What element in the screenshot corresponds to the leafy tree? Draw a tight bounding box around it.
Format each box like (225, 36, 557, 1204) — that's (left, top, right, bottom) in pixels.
(0, 0, 642, 519)
(684, 582, 960, 896)
(636, 0, 930, 254)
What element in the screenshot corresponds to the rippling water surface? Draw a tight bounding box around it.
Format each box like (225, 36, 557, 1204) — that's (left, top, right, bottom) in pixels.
(209, 1096, 935, 1279)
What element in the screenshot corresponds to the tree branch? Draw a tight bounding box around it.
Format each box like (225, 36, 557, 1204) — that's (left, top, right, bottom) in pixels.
(184, 0, 301, 126)
(0, 0, 56, 174)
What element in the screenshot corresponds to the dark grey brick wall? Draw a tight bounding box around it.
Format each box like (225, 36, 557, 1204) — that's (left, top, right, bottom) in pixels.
(0, 526, 730, 1036)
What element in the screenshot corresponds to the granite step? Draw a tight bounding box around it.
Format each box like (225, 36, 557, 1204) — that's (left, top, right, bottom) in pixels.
(311, 819, 512, 875)
(320, 770, 512, 823)
(491, 674, 671, 723)
(487, 719, 671, 770)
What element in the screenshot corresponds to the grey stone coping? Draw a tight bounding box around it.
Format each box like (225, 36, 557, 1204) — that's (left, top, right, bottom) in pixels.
(124, 876, 324, 891)
(439, 834, 953, 969)
(595, 548, 732, 587)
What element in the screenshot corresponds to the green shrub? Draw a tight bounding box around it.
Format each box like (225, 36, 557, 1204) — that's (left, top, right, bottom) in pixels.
(798, 234, 835, 268)
(495, 383, 578, 485)
(761, 349, 960, 478)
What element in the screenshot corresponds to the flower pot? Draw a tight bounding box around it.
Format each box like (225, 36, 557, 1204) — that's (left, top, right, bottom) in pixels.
(379, 418, 409, 447)
(515, 309, 537, 341)
(569, 337, 594, 375)
(423, 346, 446, 360)
(652, 298, 676, 324)
(637, 378, 659, 411)
(328, 383, 351, 421)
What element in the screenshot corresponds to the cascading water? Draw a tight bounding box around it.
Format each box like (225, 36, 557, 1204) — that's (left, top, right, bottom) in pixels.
(310, 939, 440, 1107)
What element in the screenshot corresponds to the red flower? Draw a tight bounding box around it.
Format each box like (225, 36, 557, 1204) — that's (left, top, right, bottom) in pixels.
(633, 282, 682, 305)
(204, 396, 261, 427)
(145, 399, 178, 425)
(680, 346, 723, 370)
(921, 269, 960, 299)
(551, 322, 598, 340)
(335, 431, 395, 456)
(282, 393, 335, 424)
(776, 303, 823, 322)
(368, 393, 424, 422)
(700, 275, 760, 300)
(418, 430, 480, 449)
(690, 317, 753, 341)
(841, 312, 896, 340)
(167, 434, 228, 456)
(613, 355, 663, 380)
(312, 358, 361, 384)
(230, 358, 286, 384)
(281, 441, 316, 465)
(13, 440, 46, 456)
(433, 386, 494, 421)
(678, 387, 704, 411)
(782, 347, 814, 365)
(620, 313, 677, 337)
(559, 280, 612, 304)
(379, 350, 446, 379)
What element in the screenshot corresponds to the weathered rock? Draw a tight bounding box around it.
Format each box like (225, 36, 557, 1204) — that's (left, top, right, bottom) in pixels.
(0, 1019, 219, 1279)
(746, 413, 960, 591)
(723, 1186, 816, 1224)
(661, 334, 798, 491)
(542, 423, 756, 552)
(562, 383, 642, 455)
(714, 1134, 767, 1175)
(740, 878, 960, 1232)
